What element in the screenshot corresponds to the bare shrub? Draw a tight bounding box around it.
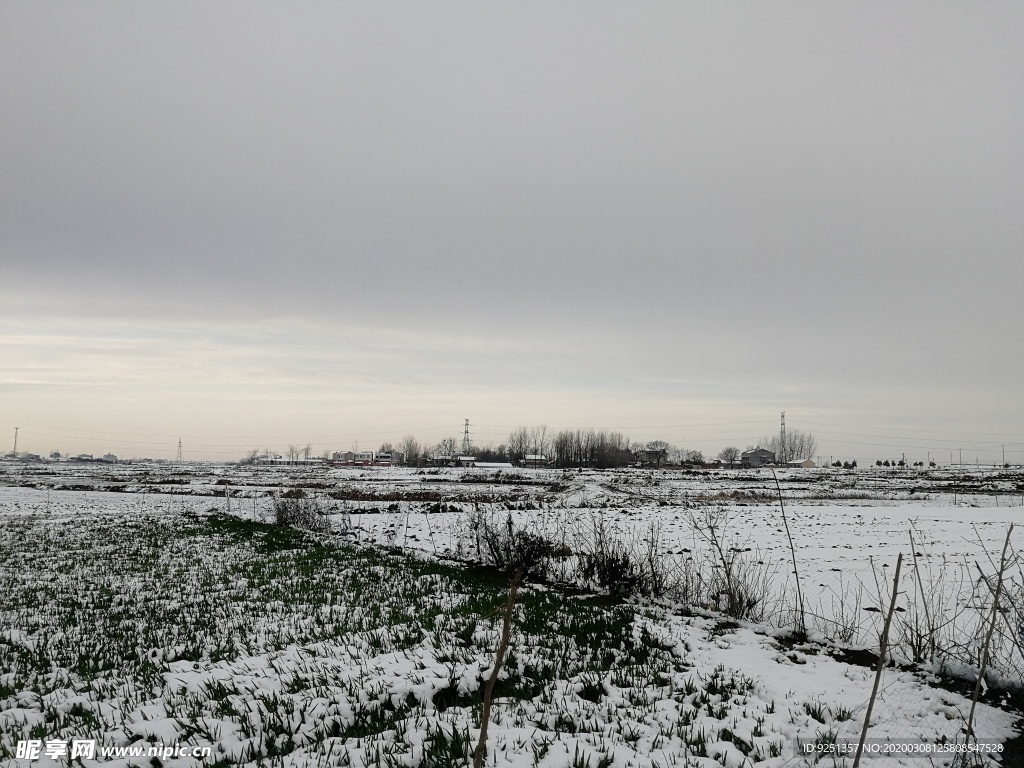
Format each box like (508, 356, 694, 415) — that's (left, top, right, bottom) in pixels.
(809, 574, 864, 645)
(960, 531, 1023, 687)
(273, 493, 334, 533)
(689, 508, 777, 622)
(844, 523, 1024, 686)
(579, 544, 644, 599)
(636, 521, 673, 598)
(575, 516, 702, 601)
(469, 508, 554, 580)
(664, 552, 709, 609)
(629, 521, 711, 603)
(575, 511, 645, 598)
(894, 527, 974, 665)
(860, 542, 1012, 680)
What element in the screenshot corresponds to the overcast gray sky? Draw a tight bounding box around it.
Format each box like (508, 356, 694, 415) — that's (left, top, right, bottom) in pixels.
(2, 2, 1022, 462)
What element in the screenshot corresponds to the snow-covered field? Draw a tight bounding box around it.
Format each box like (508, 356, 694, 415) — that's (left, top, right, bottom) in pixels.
(0, 462, 1021, 767)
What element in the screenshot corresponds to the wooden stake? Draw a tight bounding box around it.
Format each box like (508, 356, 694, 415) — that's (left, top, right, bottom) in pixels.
(473, 571, 521, 768)
(853, 552, 903, 768)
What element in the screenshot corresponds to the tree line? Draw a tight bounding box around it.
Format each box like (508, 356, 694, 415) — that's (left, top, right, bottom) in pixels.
(239, 425, 818, 469)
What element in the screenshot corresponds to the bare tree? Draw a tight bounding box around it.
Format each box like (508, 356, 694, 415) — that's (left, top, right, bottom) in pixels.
(437, 436, 457, 457)
(475, 442, 509, 462)
(378, 441, 395, 453)
(241, 448, 261, 465)
(507, 426, 530, 463)
(718, 446, 740, 467)
(760, 429, 816, 463)
(530, 425, 549, 459)
(287, 444, 300, 464)
(399, 435, 420, 464)
(302, 443, 313, 462)
(552, 428, 635, 468)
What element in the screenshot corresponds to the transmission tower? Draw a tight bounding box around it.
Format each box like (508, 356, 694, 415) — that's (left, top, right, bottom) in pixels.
(461, 419, 471, 455)
(176, 438, 183, 464)
(779, 411, 787, 464)
(11, 427, 18, 457)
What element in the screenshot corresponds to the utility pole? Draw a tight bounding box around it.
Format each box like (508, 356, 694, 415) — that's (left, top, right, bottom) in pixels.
(780, 411, 787, 464)
(959, 448, 962, 466)
(11, 427, 17, 457)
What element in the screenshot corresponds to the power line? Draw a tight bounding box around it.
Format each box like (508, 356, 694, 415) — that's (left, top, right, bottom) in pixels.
(807, 429, 1024, 447)
(0, 420, 455, 442)
(802, 420, 1024, 440)
(4, 416, 1022, 461)
(12, 414, 1021, 447)
(484, 419, 778, 430)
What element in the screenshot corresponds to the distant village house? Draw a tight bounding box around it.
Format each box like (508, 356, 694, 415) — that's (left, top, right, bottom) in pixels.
(741, 448, 775, 468)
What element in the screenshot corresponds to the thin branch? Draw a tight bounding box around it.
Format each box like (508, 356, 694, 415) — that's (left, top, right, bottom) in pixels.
(909, 527, 935, 662)
(853, 552, 903, 768)
(473, 570, 522, 768)
(966, 525, 1015, 739)
(772, 470, 805, 638)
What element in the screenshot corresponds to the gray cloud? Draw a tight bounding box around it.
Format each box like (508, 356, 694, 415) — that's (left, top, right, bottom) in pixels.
(2, 2, 1022, 459)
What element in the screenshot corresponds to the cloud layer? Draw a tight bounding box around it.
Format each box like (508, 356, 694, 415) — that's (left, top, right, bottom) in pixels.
(2, 2, 1022, 460)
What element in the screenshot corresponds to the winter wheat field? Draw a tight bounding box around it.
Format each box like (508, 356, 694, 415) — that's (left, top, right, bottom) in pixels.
(1, 461, 1022, 768)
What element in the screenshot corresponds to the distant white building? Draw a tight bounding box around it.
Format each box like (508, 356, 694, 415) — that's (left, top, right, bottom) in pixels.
(102, 453, 118, 463)
(786, 458, 816, 468)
